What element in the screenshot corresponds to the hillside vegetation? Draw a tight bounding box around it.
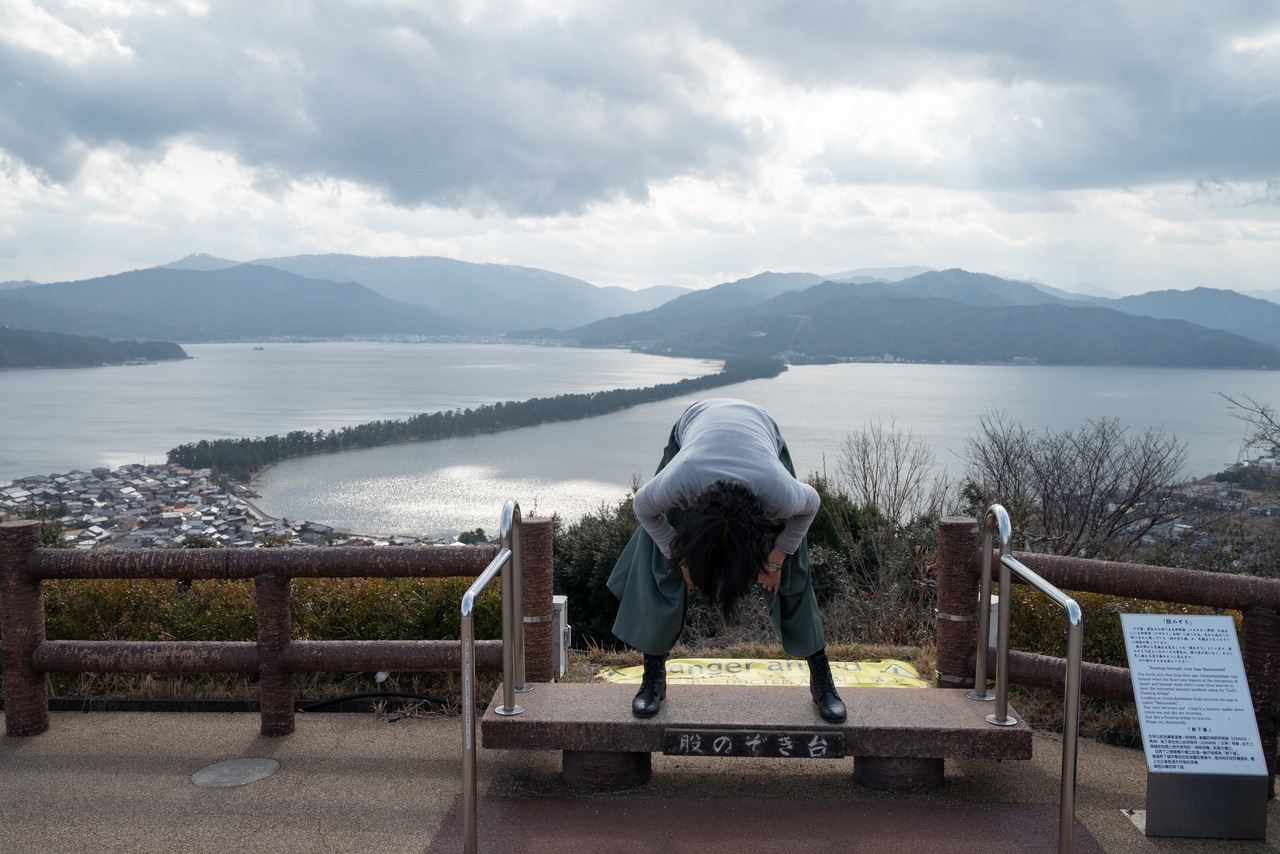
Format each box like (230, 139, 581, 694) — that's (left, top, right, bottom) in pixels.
(555, 269, 1280, 368)
(0, 328, 187, 369)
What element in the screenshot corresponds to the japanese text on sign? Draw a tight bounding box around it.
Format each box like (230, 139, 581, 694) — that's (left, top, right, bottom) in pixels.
(1121, 614, 1265, 776)
(663, 729, 845, 759)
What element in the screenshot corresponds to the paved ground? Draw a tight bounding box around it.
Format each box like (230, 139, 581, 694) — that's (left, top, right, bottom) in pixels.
(3, 710, 1280, 853)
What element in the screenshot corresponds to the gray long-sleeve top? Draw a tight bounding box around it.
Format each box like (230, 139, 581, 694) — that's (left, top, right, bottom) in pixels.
(632, 398, 820, 559)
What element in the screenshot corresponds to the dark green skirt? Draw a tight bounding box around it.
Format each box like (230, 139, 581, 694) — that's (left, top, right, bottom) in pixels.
(606, 425, 826, 657)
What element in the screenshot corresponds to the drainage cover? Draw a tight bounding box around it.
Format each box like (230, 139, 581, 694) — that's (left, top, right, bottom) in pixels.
(191, 758, 280, 788)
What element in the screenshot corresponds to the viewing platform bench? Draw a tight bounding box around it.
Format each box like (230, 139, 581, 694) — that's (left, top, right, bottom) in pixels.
(481, 683, 1033, 793)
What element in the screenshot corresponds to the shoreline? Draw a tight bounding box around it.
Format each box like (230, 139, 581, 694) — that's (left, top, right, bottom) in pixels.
(2, 460, 454, 550)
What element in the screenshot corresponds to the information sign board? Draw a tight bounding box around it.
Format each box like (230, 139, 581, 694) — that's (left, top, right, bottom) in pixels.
(1121, 613, 1267, 839)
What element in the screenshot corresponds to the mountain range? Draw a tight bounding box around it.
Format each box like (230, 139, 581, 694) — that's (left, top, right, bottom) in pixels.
(548, 270, 1280, 368)
(2, 254, 1279, 369)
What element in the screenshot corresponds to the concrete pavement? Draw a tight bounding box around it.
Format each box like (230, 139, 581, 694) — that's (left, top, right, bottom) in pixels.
(3, 709, 1280, 853)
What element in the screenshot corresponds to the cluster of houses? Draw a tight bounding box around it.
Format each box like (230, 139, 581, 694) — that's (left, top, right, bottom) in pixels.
(0, 463, 435, 549)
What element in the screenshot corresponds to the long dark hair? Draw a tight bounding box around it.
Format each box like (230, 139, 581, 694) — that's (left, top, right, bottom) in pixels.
(670, 479, 783, 620)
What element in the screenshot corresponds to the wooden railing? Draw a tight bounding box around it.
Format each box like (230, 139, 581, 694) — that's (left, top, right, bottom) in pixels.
(935, 515, 1280, 794)
(0, 516, 554, 736)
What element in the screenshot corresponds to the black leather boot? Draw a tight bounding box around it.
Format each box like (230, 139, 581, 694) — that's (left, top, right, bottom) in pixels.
(632, 653, 667, 718)
(807, 649, 847, 723)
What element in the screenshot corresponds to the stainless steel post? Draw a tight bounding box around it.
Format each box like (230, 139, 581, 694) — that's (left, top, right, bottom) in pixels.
(980, 504, 1084, 854)
(990, 542, 1015, 725)
(1060, 604, 1084, 854)
(461, 499, 523, 854)
(498, 501, 526, 709)
(968, 507, 1001, 702)
(461, 590, 479, 854)
(506, 503, 530, 693)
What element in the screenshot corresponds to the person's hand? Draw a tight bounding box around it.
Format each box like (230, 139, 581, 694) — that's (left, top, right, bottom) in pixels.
(680, 561, 693, 590)
(758, 546, 787, 594)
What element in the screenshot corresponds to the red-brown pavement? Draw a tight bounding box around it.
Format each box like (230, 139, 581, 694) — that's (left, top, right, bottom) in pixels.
(3, 710, 1280, 853)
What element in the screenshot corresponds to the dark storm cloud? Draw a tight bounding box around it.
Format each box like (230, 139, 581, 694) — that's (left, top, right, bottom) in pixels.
(3, 1, 1279, 213)
(0, 3, 758, 214)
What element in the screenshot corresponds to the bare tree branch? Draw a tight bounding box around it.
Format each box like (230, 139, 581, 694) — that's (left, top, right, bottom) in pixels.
(1219, 392, 1280, 457)
(964, 412, 1186, 559)
(838, 419, 950, 527)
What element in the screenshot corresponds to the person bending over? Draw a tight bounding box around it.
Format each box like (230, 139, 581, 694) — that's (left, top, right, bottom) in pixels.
(607, 398, 846, 723)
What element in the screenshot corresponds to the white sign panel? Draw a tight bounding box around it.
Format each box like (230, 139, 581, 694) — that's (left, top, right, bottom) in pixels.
(1121, 614, 1266, 776)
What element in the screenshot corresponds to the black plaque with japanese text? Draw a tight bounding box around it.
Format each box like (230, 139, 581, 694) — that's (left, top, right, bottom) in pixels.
(663, 728, 844, 759)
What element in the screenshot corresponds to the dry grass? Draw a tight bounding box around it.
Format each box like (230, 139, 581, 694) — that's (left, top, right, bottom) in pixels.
(1008, 684, 1141, 744)
(42, 668, 503, 717)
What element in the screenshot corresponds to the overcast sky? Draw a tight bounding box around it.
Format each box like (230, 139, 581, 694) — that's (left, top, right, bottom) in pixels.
(3, 1, 1280, 295)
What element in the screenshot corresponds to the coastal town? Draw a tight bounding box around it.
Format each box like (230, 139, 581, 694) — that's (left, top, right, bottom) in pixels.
(0, 462, 439, 549)
(3, 453, 1280, 555)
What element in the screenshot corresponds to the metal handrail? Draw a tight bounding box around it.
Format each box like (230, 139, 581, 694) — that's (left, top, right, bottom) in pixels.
(461, 499, 526, 854)
(969, 504, 1083, 854)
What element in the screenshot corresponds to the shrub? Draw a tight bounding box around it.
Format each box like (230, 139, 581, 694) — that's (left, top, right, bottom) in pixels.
(1007, 585, 1232, 667)
(551, 495, 639, 648)
(550, 474, 941, 651)
(40, 576, 502, 643)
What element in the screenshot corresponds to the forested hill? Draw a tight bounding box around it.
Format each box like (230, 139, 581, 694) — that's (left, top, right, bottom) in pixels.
(168, 357, 783, 479)
(552, 271, 1280, 368)
(655, 296, 1280, 368)
(0, 327, 187, 369)
(1, 265, 467, 341)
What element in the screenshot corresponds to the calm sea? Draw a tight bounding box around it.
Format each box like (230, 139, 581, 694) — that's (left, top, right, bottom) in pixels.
(5, 342, 1280, 538)
(255, 359, 1280, 537)
(0, 342, 716, 481)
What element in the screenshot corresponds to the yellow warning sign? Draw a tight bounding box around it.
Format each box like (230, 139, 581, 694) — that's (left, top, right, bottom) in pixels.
(597, 658, 927, 688)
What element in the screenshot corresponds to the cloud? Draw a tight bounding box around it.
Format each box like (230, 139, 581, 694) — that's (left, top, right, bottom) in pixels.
(1, 2, 761, 215)
(0, 0, 134, 65)
(9, 2, 1277, 209)
(679, 1, 1280, 192)
(2, 1, 1280, 292)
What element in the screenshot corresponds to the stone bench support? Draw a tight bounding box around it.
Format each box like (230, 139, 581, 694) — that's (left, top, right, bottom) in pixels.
(481, 683, 1031, 793)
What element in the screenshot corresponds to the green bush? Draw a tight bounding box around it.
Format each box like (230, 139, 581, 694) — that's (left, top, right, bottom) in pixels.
(803, 474, 862, 604)
(550, 474, 942, 651)
(41, 576, 502, 642)
(552, 496, 639, 648)
(1008, 586, 1231, 667)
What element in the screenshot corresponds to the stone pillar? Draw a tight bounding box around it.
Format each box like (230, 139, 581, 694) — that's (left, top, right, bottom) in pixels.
(255, 573, 294, 736)
(935, 516, 980, 689)
(1, 521, 47, 736)
(562, 750, 652, 790)
(1242, 605, 1280, 797)
(521, 517, 554, 683)
(854, 757, 944, 791)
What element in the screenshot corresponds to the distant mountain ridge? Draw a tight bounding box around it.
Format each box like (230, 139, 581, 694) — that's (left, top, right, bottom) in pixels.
(167, 253, 688, 333)
(3, 255, 1278, 368)
(553, 268, 1280, 369)
(1107, 287, 1280, 350)
(1, 265, 466, 341)
(826, 265, 934, 282)
(550, 271, 829, 344)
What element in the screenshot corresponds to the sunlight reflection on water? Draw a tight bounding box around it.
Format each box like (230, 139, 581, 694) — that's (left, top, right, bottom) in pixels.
(254, 361, 1280, 538)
